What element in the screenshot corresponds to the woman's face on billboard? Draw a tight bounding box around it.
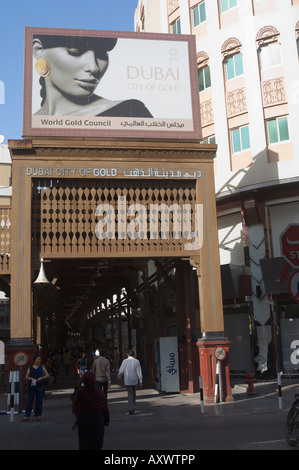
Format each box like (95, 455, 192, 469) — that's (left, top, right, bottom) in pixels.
(43, 46, 109, 98)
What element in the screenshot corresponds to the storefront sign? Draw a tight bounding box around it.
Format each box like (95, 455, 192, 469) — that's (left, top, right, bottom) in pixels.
(25, 166, 202, 179)
(280, 224, 299, 269)
(280, 225, 299, 303)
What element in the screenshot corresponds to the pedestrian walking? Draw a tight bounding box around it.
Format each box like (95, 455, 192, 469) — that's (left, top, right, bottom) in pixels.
(92, 349, 111, 396)
(76, 352, 91, 377)
(117, 350, 143, 414)
(22, 355, 49, 421)
(71, 372, 109, 450)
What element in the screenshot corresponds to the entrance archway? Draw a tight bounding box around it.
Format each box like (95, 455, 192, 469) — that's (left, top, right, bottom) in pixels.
(8, 139, 233, 402)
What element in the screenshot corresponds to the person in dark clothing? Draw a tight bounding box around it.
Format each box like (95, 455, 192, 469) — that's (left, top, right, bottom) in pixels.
(22, 355, 49, 421)
(71, 372, 109, 450)
(76, 352, 91, 377)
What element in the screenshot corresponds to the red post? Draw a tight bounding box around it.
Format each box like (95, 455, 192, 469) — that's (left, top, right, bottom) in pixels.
(196, 339, 233, 404)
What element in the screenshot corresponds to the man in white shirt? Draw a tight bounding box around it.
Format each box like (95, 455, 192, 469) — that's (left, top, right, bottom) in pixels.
(117, 350, 143, 414)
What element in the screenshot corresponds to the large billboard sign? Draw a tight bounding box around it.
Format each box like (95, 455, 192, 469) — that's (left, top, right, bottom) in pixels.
(23, 27, 201, 140)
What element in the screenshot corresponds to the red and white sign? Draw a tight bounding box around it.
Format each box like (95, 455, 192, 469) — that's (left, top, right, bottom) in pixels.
(214, 346, 226, 362)
(13, 352, 29, 367)
(280, 224, 299, 269)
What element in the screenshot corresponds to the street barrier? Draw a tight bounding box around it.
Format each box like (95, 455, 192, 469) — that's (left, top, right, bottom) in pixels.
(214, 362, 223, 403)
(7, 371, 20, 422)
(199, 376, 205, 413)
(278, 372, 282, 410)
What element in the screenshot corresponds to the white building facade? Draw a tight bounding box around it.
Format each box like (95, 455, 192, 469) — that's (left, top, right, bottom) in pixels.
(134, 0, 299, 377)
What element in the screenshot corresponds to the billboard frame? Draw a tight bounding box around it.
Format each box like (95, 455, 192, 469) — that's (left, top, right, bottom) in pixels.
(23, 27, 202, 141)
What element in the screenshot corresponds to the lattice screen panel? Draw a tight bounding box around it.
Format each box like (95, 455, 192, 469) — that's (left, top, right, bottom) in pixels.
(31, 179, 197, 258)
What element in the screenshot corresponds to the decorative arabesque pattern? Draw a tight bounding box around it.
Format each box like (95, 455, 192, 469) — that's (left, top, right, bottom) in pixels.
(262, 78, 286, 107)
(256, 25, 280, 47)
(200, 100, 214, 127)
(226, 88, 247, 117)
(167, 0, 179, 14)
(31, 179, 197, 258)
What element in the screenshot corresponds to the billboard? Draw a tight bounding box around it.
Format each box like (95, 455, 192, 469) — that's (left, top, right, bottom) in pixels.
(23, 27, 201, 140)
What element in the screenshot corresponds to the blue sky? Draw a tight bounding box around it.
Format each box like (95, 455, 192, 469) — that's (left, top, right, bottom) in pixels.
(0, 0, 139, 144)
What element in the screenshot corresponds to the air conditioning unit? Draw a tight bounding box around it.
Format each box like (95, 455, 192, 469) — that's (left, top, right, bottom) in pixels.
(245, 296, 252, 302)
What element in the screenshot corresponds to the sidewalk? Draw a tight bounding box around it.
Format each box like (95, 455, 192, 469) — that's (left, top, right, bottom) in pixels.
(0, 374, 298, 450)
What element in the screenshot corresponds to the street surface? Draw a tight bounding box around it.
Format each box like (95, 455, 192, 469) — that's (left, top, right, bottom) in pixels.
(0, 376, 298, 455)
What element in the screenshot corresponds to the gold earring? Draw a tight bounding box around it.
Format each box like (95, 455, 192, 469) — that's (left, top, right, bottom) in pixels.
(35, 57, 50, 77)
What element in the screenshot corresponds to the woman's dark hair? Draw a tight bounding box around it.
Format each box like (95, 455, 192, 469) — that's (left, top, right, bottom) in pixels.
(33, 34, 117, 55)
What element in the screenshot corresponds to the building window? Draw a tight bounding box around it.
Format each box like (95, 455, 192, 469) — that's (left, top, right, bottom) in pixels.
(225, 53, 243, 80)
(192, 2, 206, 27)
(202, 135, 216, 144)
(231, 125, 250, 153)
(258, 42, 281, 70)
(267, 116, 290, 144)
(221, 0, 237, 13)
(198, 66, 211, 92)
(171, 17, 181, 34)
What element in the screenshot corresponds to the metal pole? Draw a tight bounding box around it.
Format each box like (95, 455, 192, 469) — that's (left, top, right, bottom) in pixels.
(219, 361, 223, 403)
(214, 361, 219, 404)
(14, 371, 20, 412)
(7, 371, 20, 422)
(9, 371, 14, 422)
(199, 376, 205, 414)
(278, 371, 282, 410)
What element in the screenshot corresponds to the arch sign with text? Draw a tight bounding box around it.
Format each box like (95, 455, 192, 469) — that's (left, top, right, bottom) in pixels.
(22, 27, 201, 140)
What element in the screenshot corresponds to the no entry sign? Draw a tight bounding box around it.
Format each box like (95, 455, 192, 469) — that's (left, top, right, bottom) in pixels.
(280, 224, 299, 269)
(13, 352, 28, 367)
(214, 346, 226, 362)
